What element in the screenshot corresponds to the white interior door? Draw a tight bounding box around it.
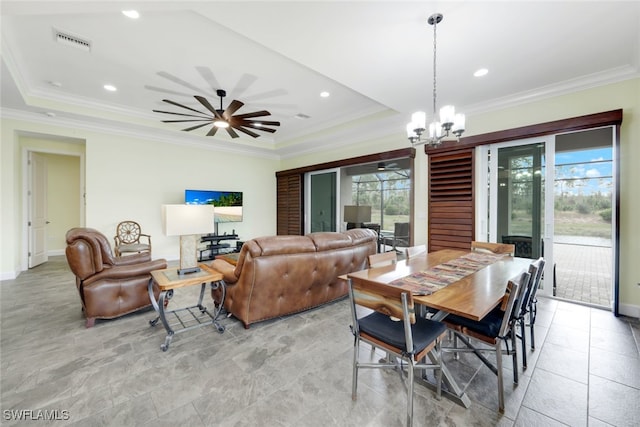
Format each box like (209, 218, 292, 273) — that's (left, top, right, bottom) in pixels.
(29, 152, 48, 268)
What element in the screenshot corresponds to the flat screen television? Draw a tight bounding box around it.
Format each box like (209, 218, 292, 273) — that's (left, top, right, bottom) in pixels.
(185, 189, 243, 223)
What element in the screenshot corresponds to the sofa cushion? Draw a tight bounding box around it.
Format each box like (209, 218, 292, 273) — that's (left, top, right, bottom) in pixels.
(309, 232, 353, 251)
(249, 235, 316, 257)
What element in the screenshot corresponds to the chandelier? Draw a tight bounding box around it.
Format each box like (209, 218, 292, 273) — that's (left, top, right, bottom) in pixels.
(407, 13, 465, 147)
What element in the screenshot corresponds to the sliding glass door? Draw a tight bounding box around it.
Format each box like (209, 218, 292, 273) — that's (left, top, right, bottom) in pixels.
(305, 169, 339, 233)
(480, 128, 616, 308)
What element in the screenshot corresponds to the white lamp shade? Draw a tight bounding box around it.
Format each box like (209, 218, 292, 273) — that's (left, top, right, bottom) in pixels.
(439, 105, 455, 125)
(411, 111, 427, 130)
(428, 121, 442, 138)
(406, 123, 418, 138)
(452, 113, 466, 132)
(162, 204, 215, 236)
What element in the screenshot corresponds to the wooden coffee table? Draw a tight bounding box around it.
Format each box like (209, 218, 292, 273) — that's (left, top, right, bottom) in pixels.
(148, 263, 226, 351)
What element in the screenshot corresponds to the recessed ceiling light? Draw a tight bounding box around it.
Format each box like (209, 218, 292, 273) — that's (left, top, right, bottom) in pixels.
(474, 68, 489, 77)
(320, 91, 330, 98)
(122, 10, 139, 19)
(44, 112, 56, 117)
(103, 84, 117, 92)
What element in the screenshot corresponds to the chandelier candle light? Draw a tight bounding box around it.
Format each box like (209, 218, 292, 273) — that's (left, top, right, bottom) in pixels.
(407, 13, 465, 146)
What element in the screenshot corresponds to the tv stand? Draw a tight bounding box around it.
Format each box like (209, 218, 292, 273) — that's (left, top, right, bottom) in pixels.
(198, 233, 240, 261)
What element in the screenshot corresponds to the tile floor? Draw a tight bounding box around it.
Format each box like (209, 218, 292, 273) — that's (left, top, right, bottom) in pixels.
(1, 256, 639, 426)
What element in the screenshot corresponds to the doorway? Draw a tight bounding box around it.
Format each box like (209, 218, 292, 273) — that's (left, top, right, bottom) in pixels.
(22, 139, 85, 271)
(482, 127, 616, 309)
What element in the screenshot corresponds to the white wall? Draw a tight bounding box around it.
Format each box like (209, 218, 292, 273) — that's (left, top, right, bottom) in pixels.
(0, 118, 279, 279)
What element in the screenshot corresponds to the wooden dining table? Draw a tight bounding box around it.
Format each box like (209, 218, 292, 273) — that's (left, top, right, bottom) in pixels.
(346, 248, 532, 408)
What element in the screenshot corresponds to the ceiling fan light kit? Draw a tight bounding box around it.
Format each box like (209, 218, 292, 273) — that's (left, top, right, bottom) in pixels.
(407, 13, 466, 147)
(154, 88, 280, 139)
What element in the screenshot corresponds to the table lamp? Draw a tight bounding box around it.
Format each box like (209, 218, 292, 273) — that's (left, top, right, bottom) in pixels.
(344, 205, 372, 229)
(162, 204, 215, 275)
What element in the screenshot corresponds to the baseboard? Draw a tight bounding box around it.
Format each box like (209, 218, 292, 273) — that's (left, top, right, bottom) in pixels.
(0, 271, 18, 281)
(619, 303, 640, 319)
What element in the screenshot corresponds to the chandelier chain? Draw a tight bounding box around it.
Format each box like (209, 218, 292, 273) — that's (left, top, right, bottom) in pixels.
(432, 16, 437, 120)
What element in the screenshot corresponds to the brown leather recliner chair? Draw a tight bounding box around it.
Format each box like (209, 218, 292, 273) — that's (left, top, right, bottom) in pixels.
(65, 227, 167, 328)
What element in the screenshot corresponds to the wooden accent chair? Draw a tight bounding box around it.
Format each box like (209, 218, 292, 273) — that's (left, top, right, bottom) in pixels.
(114, 220, 151, 257)
(348, 279, 447, 427)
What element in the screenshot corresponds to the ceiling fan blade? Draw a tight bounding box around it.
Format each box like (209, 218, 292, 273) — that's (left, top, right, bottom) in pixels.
(182, 122, 212, 132)
(157, 71, 208, 95)
(206, 125, 219, 137)
(195, 66, 221, 93)
(153, 109, 212, 119)
(246, 120, 280, 126)
(233, 126, 260, 138)
(241, 122, 278, 133)
(162, 99, 209, 115)
(225, 127, 239, 138)
(161, 119, 211, 123)
(194, 95, 224, 120)
(233, 110, 271, 119)
(223, 100, 244, 119)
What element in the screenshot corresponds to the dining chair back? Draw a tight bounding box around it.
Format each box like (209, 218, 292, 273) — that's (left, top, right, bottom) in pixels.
(348, 279, 447, 426)
(471, 241, 515, 256)
(368, 251, 397, 268)
(518, 257, 546, 365)
(404, 244, 427, 260)
(442, 270, 530, 412)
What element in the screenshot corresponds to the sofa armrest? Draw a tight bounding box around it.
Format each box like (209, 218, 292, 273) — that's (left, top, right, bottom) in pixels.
(210, 259, 239, 284)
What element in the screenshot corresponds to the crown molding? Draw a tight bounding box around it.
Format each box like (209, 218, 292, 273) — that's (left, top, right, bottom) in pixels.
(464, 65, 639, 115)
(1, 108, 282, 160)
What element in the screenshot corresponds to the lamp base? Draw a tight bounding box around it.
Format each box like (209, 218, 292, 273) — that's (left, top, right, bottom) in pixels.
(177, 266, 201, 275)
(179, 235, 200, 275)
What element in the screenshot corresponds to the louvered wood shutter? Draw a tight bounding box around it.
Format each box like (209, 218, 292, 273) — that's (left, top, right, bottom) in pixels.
(428, 149, 474, 251)
(276, 174, 303, 235)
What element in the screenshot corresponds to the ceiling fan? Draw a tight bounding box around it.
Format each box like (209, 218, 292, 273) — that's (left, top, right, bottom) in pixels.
(153, 89, 280, 138)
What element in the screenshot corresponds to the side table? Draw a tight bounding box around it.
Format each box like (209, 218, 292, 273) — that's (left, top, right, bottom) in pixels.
(148, 263, 226, 351)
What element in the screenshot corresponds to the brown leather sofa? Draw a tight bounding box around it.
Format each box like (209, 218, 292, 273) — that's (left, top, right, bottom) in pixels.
(65, 227, 167, 328)
(210, 228, 377, 328)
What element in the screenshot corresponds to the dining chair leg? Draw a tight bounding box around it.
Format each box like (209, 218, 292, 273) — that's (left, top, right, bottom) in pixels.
(435, 342, 443, 400)
(407, 358, 414, 427)
(352, 338, 359, 400)
(495, 341, 505, 413)
(520, 319, 528, 369)
(530, 301, 537, 350)
(511, 331, 519, 384)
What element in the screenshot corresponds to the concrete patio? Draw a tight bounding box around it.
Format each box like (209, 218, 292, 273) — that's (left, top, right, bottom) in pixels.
(553, 238, 613, 308)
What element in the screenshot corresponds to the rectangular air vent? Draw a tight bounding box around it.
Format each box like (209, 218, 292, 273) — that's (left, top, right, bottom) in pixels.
(54, 29, 91, 51)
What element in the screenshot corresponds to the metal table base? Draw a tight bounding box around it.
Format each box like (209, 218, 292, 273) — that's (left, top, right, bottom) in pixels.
(148, 279, 226, 351)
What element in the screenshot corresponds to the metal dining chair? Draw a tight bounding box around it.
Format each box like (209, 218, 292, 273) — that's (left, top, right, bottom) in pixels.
(368, 251, 397, 268)
(516, 258, 546, 367)
(441, 270, 531, 412)
(404, 244, 427, 260)
(348, 279, 447, 427)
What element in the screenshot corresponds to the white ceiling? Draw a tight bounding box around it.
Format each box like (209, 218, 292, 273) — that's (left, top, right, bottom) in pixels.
(1, 1, 639, 158)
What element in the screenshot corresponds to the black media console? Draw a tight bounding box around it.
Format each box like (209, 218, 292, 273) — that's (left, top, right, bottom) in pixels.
(198, 233, 241, 261)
